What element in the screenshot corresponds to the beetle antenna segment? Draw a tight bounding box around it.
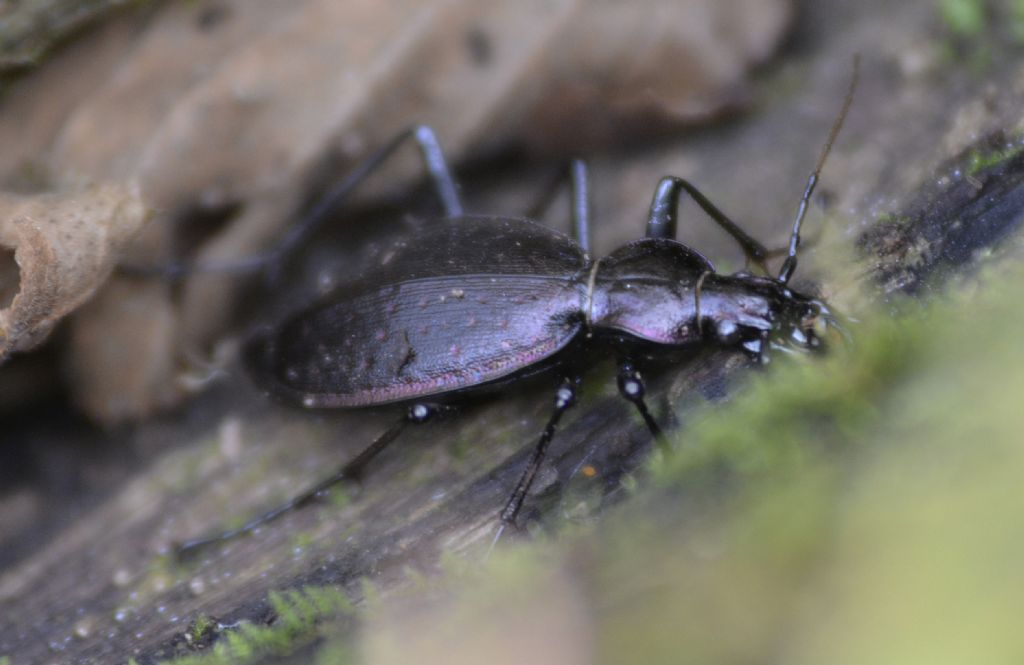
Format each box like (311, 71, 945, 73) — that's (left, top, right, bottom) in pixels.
(175, 414, 410, 559)
(778, 55, 859, 284)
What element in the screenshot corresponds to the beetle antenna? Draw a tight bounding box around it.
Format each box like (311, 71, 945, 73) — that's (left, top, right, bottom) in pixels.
(778, 55, 859, 284)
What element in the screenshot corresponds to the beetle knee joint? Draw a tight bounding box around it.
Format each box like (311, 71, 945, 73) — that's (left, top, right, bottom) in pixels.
(408, 403, 436, 423)
(616, 367, 646, 403)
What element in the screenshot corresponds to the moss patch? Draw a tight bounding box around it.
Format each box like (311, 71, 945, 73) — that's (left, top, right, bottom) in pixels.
(966, 140, 1024, 175)
(938, 0, 987, 36)
(158, 586, 354, 665)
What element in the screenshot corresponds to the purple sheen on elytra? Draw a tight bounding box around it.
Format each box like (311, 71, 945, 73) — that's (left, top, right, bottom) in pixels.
(244, 217, 591, 408)
(295, 335, 573, 408)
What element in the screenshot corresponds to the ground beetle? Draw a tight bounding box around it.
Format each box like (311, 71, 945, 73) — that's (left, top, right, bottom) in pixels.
(175, 60, 858, 556)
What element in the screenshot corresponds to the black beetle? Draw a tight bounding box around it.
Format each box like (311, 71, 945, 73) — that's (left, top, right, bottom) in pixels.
(175, 61, 857, 556)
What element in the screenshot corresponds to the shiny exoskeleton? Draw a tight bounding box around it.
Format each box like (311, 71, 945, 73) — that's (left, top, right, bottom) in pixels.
(246, 217, 829, 410)
(176, 62, 857, 557)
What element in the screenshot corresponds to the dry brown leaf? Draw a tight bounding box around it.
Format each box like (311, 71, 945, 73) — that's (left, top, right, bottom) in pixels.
(499, 0, 793, 151)
(0, 0, 139, 74)
(0, 182, 148, 359)
(67, 277, 178, 423)
(0, 0, 790, 422)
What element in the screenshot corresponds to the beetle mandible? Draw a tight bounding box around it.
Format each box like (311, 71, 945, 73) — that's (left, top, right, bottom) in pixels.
(175, 60, 858, 557)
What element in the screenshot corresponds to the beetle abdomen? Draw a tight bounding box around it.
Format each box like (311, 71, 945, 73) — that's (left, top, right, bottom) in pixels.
(245, 216, 591, 407)
(247, 274, 586, 406)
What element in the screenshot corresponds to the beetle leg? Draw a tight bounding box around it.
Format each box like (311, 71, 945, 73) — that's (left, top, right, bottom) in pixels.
(762, 226, 823, 260)
(616, 362, 670, 457)
(493, 378, 579, 544)
(124, 125, 462, 281)
(740, 329, 771, 363)
(175, 404, 444, 559)
(759, 329, 771, 363)
(569, 159, 592, 253)
(522, 160, 592, 253)
(776, 172, 816, 285)
(644, 176, 771, 274)
(274, 125, 463, 260)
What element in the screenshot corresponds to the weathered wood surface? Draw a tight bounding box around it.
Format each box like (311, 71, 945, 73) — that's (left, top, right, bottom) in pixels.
(5, 0, 1024, 663)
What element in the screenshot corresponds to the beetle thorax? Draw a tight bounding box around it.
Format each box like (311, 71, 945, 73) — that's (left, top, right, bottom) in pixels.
(587, 238, 713, 346)
(584, 238, 813, 351)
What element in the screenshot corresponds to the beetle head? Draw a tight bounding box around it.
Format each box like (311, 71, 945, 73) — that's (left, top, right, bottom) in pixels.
(769, 289, 847, 354)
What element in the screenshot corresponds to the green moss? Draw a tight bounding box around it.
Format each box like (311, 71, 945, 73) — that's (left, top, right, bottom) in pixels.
(438, 548, 475, 579)
(128, 554, 178, 606)
(186, 614, 217, 645)
(0, 656, 9, 665)
(935, 0, 1024, 56)
(965, 141, 1024, 175)
(159, 586, 354, 665)
(1011, 0, 1024, 40)
(652, 308, 923, 488)
(313, 639, 354, 665)
(289, 531, 315, 551)
(938, 0, 987, 36)
(325, 484, 352, 509)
